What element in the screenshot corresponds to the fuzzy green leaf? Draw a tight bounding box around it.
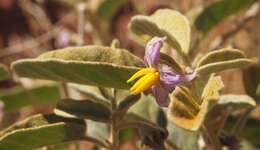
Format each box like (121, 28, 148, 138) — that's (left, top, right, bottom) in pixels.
(218, 94, 256, 109)
(197, 48, 246, 67)
(196, 48, 253, 75)
(195, 0, 256, 33)
(37, 46, 143, 66)
(0, 114, 86, 150)
(167, 123, 199, 150)
(0, 64, 9, 81)
(197, 59, 252, 75)
(54, 99, 111, 122)
(86, 120, 109, 147)
(12, 46, 144, 89)
(168, 87, 208, 131)
(127, 94, 168, 149)
(69, 84, 109, 103)
(170, 75, 224, 131)
(0, 84, 61, 112)
(117, 113, 165, 132)
(129, 94, 167, 128)
(118, 94, 141, 114)
(129, 9, 191, 54)
(201, 75, 224, 101)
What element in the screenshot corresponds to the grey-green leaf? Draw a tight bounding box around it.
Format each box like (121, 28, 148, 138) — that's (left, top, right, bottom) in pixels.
(197, 59, 252, 75)
(54, 99, 111, 122)
(218, 94, 256, 109)
(12, 46, 144, 89)
(117, 113, 165, 131)
(167, 122, 199, 150)
(37, 46, 143, 66)
(197, 48, 246, 67)
(86, 120, 109, 147)
(0, 84, 61, 112)
(168, 86, 208, 131)
(129, 9, 191, 54)
(196, 48, 253, 75)
(118, 94, 141, 114)
(129, 94, 167, 128)
(69, 84, 109, 103)
(0, 64, 9, 81)
(0, 114, 86, 150)
(195, 0, 256, 33)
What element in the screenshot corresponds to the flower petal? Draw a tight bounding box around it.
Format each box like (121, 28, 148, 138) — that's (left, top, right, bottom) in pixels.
(152, 85, 169, 107)
(144, 37, 166, 67)
(160, 71, 197, 92)
(151, 71, 196, 107)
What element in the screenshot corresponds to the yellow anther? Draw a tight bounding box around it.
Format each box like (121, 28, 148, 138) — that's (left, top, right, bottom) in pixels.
(127, 68, 157, 83)
(129, 73, 151, 92)
(130, 73, 152, 93)
(130, 72, 160, 94)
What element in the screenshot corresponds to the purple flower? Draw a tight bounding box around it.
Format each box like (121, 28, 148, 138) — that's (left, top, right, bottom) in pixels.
(127, 37, 196, 107)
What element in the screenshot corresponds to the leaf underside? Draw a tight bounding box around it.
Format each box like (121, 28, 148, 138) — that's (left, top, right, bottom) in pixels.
(129, 9, 191, 54)
(196, 48, 253, 75)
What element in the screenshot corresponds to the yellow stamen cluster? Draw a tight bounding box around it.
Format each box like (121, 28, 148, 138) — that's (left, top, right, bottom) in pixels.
(127, 68, 160, 94)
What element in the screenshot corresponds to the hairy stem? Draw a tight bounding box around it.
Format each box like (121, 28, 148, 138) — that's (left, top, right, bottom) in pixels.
(202, 124, 222, 150)
(110, 89, 119, 150)
(110, 120, 118, 150)
(62, 83, 69, 98)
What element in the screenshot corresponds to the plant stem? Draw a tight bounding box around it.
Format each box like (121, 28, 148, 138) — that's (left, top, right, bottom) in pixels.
(202, 124, 222, 150)
(110, 89, 118, 150)
(62, 83, 69, 98)
(110, 120, 118, 150)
